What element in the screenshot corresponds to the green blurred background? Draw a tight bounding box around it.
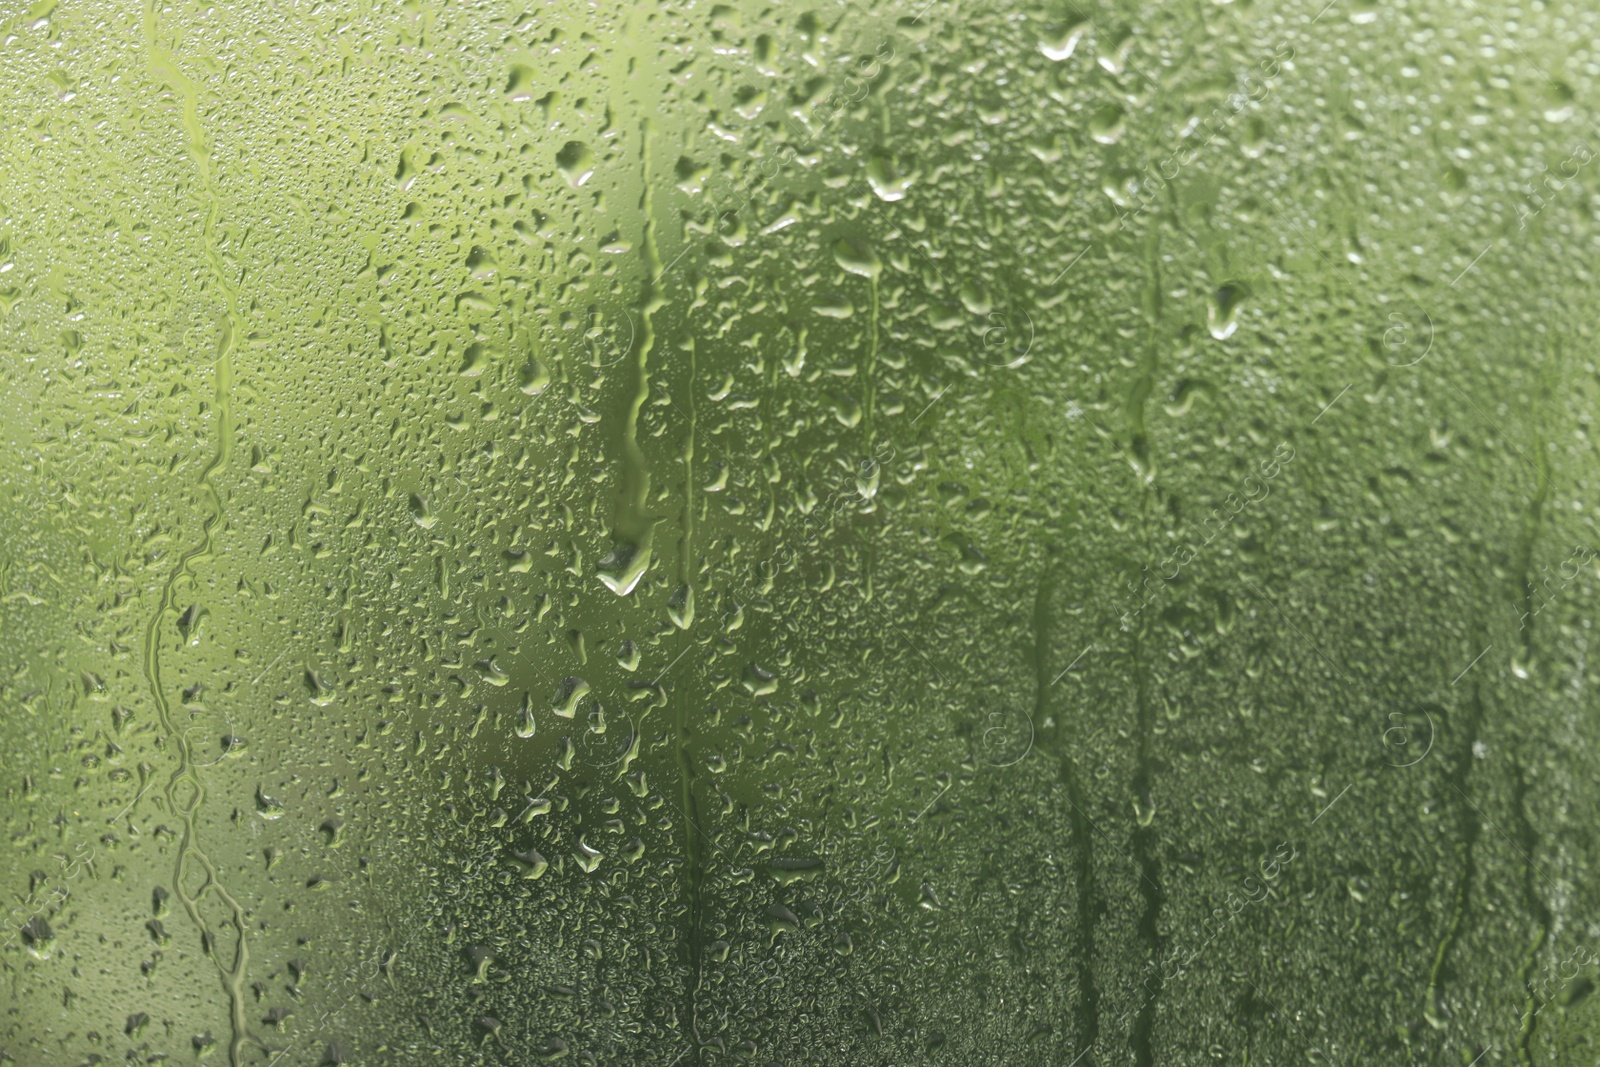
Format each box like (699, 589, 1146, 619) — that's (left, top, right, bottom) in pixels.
(4, 0, 1600, 1063)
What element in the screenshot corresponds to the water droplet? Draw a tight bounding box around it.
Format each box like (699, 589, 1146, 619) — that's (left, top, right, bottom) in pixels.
(597, 541, 651, 596)
(1038, 18, 1089, 61)
(518, 356, 549, 396)
(1207, 282, 1250, 340)
(866, 152, 911, 202)
(668, 583, 695, 629)
(1089, 102, 1127, 144)
(515, 692, 536, 739)
(255, 786, 285, 820)
(512, 846, 548, 880)
(832, 237, 882, 279)
(556, 140, 596, 188)
(409, 493, 437, 529)
(505, 63, 536, 102)
(551, 675, 590, 718)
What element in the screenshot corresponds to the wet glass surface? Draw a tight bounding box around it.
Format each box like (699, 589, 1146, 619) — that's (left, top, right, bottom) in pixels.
(3, 1, 1600, 1063)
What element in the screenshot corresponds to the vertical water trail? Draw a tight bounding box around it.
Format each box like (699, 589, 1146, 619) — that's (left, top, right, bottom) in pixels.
(676, 335, 696, 628)
(1031, 564, 1103, 1060)
(864, 272, 878, 443)
(1128, 230, 1165, 1067)
(674, 698, 707, 1065)
(1510, 760, 1552, 1066)
(600, 118, 664, 596)
(863, 272, 879, 602)
(140, 4, 252, 1062)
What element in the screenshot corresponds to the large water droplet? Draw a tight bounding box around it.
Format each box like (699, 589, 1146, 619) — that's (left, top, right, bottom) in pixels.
(1207, 282, 1250, 340)
(1038, 18, 1088, 61)
(556, 141, 596, 188)
(1089, 102, 1127, 144)
(597, 541, 651, 596)
(832, 237, 882, 279)
(866, 152, 911, 202)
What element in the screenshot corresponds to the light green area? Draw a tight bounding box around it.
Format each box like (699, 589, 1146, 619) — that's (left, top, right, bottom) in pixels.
(4, 0, 1600, 1064)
